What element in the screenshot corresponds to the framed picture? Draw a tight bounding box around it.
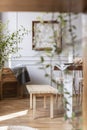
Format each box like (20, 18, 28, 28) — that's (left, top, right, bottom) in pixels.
(32, 21, 62, 51)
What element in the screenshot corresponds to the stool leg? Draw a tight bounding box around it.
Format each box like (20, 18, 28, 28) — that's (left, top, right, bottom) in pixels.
(50, 95, 54, 118)
(33, 94, 36, 119)
(44, 96, 46, 108)
(30, 93, 33, 109)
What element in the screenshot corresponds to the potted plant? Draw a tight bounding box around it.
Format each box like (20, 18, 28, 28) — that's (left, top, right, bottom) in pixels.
(0, 21, 28, 78)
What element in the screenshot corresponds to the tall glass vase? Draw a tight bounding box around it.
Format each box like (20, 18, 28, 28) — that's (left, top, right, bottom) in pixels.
(63, 71, 73, 118)
(55, 63, 73, 118)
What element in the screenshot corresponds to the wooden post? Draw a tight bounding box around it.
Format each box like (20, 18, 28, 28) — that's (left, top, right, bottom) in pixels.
(83, 40, 87, 130)
(82, 14, 87, 130)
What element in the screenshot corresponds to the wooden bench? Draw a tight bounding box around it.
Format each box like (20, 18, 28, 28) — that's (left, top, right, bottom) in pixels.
(26, 85, 58, 119)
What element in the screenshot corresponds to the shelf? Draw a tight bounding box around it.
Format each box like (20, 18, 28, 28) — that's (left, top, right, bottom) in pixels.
(54, 64, 82, 71)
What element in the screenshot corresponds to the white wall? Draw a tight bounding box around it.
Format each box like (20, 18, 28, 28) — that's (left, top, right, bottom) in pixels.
(1, 12, 82, 86)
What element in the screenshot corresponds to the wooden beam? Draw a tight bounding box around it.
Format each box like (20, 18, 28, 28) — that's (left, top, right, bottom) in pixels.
(0, 0, 83, 12)
(83, 0, 87, 13)
(83, 38, 87, 130)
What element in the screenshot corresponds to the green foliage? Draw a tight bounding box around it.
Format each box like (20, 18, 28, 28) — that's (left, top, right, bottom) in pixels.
(38, 13, 82, 130)
(64, 113, 68, 120)
(72, 112, 76, 120)
(0, 21, 28, 68)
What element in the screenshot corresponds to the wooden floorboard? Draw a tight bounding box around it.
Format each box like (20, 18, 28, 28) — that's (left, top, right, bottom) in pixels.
(0, 97, 82, 130)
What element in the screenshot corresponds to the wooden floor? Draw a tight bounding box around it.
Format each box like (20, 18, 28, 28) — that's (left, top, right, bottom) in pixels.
(0, 97, 82, 130)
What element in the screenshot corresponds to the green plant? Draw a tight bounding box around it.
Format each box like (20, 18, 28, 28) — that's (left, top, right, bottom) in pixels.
(38, 13, 82, 130)
(0, 21, 28, 68)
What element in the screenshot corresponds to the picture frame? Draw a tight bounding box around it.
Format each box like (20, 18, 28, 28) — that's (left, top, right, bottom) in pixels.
(32, 20, 62, 51)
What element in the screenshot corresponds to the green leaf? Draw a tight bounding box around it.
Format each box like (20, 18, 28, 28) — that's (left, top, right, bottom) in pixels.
(40, 56, 44, 63)
(45, 73, 49, 77)
(45, 64, 50, 68)
(64, 114, 68, 120)
(64, 92, 70, 95)
(71, 25, 77, 29)
(51, 79, 56, 83)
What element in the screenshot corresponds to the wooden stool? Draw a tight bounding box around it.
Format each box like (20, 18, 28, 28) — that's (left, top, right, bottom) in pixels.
(26, 85, 58, 119)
